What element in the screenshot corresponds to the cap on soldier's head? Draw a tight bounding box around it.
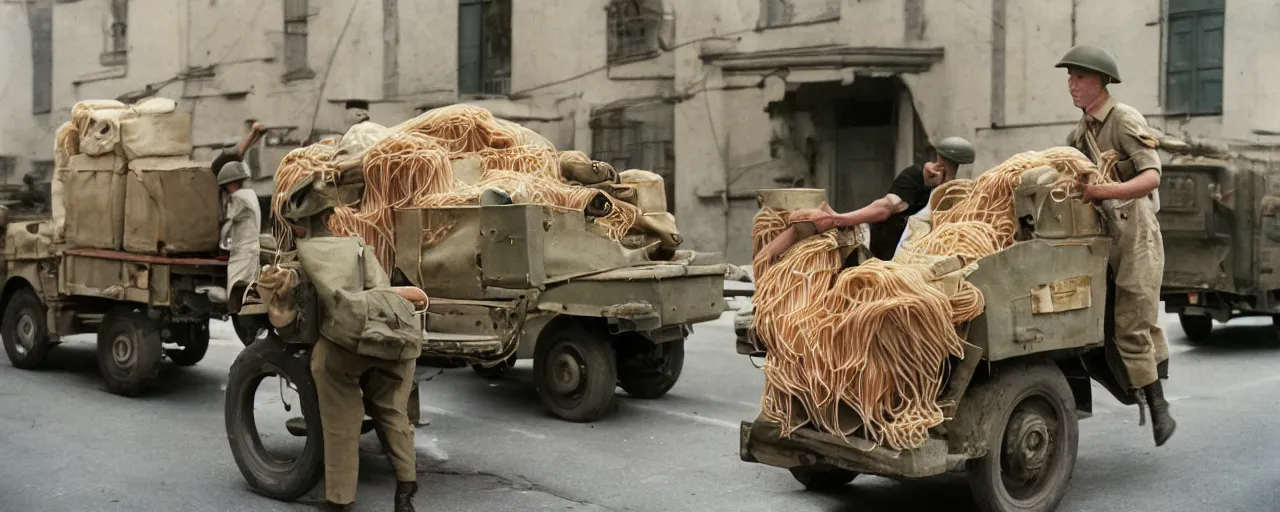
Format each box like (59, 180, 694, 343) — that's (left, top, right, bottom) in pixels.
(935, 137, 976, 165)
(1055, 44, 1122, 84)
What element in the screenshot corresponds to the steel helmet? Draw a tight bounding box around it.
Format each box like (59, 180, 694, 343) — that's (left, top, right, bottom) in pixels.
(217, 161, 250, 186)
(1055, 44, 1122, 84)
(935, 137, 976, 165)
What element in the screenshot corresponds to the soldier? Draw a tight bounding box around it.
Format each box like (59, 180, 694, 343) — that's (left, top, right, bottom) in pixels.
(282, 184, 424, 512)
(866, 137, 976, 261)
(217, 161, 261, 312)
(1057, 44, 1176, 446)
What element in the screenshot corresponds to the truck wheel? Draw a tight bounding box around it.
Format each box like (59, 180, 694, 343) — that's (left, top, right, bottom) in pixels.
(472, 355, 517, 379)
(97, 308, 164, 397)
(233, 315, 271, 347)
(533, 323, 618, 422)
(2, 288, 52, 369)
(1178, 314, 1213, 343)
(617, 338, 685, 399)
(166, 321, 211, 367)
(225, 336, 323, 501)
(789, 464, 858, 490)
(967, 362, 1079, 512)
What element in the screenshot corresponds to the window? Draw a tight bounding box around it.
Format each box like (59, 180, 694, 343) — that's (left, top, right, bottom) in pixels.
(590, 103, 676, 214)
(284, 0, 316, 81)
(458, 0, 511, 96)
(1166, 0, 1224, 114)
(100, 0, 128, 67)
(606, 0, 663, 65)
(759, 0, 840, 29)
(0, 157, 16, 184)
(30, 5, 52, 115)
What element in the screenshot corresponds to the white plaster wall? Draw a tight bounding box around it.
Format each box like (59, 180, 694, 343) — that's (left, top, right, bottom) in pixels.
(0, 4, 39, 179)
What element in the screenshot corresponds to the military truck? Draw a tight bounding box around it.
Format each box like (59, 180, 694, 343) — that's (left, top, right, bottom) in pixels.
(1154, 137, 1280, 342)
(1, 101, 230, 397)
(225, 199, 729, 501)
(734, 185, 1148, 512)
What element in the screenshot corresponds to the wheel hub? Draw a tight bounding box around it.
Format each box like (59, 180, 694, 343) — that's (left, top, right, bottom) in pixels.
(112, 334, 135, 367)
(1003, 410, 1052, 482)
(550, 351, 583, 395)
(14, 313, 36, 355)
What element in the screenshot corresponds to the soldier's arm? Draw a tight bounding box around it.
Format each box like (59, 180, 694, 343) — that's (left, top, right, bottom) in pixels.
(1098, 170, 1160, 201)
(831, 194, 907, 227)
(1111, 112, 1162, 199)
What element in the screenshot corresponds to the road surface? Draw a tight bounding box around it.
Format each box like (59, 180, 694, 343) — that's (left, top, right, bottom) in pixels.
(1, 305, 1278, 511)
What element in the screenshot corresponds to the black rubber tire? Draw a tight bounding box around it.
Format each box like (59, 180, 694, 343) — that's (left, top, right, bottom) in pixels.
(1179, 314, 1213, 343)
(225, 336, 323, 502)
(789, 464, 858, 490)
(166, 321, 211, 367)
(617, 338, 685, 399)
(233, 315, 271, 347)
(97, 308, 164, 397)
(533, 322, 618, 423)
(2, 288, 52, 370)
(967, 362, 1079, 512)
(471, 355, 517, 379)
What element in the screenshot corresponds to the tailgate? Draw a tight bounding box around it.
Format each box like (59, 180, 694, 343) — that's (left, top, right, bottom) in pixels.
(1157, 163, 1248, 291)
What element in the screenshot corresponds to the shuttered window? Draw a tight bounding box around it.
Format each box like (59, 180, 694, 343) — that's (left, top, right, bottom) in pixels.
(1166, 0, 1224, 114)
(458, 0, 511, 96)
(590, 103, 676, 214)
(284, 0, 315, 80)
(31, 6, 52, 115)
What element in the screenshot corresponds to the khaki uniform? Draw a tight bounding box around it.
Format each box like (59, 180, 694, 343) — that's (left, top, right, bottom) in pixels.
(295, 233, 423, 505)
(311, 336, 418, 504)
(1068, 97, 1169, 389)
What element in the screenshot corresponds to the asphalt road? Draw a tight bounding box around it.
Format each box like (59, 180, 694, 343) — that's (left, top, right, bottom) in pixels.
(1, 305, 1279, 512)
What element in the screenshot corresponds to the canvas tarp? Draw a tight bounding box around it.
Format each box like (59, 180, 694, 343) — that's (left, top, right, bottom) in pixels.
(124, 157, 220, 255)
(65, 153, 127, 250)
(119, 112, 194, 160)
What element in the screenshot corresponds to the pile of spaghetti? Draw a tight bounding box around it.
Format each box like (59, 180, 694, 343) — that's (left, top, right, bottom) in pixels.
(270, 105, 647, 270)
(751, 147, 1117, 450)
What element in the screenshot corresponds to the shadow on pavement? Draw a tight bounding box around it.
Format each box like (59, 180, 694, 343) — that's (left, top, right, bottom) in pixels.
(1180, 323, 1280, 354)
(21, 340, 227, 401)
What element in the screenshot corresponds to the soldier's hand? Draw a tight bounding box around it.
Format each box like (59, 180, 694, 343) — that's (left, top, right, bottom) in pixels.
(923, 163, 944, 187)
(1081, 182, 1111, 202)
(251, 122, 267, 134)
(789, 209, 837, 232)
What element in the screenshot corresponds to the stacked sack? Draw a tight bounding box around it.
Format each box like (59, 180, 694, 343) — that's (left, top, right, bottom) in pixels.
(55, 98, 220, 255)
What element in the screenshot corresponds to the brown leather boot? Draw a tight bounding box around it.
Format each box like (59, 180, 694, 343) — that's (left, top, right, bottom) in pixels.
(395, 481, 418, 512)
(1144, 380, 1177, 446)
(323, 501, 353, 512)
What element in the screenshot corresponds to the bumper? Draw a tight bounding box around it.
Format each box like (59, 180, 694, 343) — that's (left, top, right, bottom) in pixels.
(739, 420, 950, 479)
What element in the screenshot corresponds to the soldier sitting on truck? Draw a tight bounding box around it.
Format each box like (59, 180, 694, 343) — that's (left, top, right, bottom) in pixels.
(217, 161, 262, 312)
(1058, 44, 1176, 446)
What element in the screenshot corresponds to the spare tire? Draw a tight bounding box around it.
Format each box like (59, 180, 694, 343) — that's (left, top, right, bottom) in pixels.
(224, 336, 323, 501)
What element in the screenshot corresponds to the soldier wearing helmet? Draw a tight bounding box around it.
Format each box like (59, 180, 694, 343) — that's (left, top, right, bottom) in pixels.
(217, 161, 262, 311)
(758, 137, 976, 263)
(865, 136, 976, 261)
(1058, 44, 1175, 447)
